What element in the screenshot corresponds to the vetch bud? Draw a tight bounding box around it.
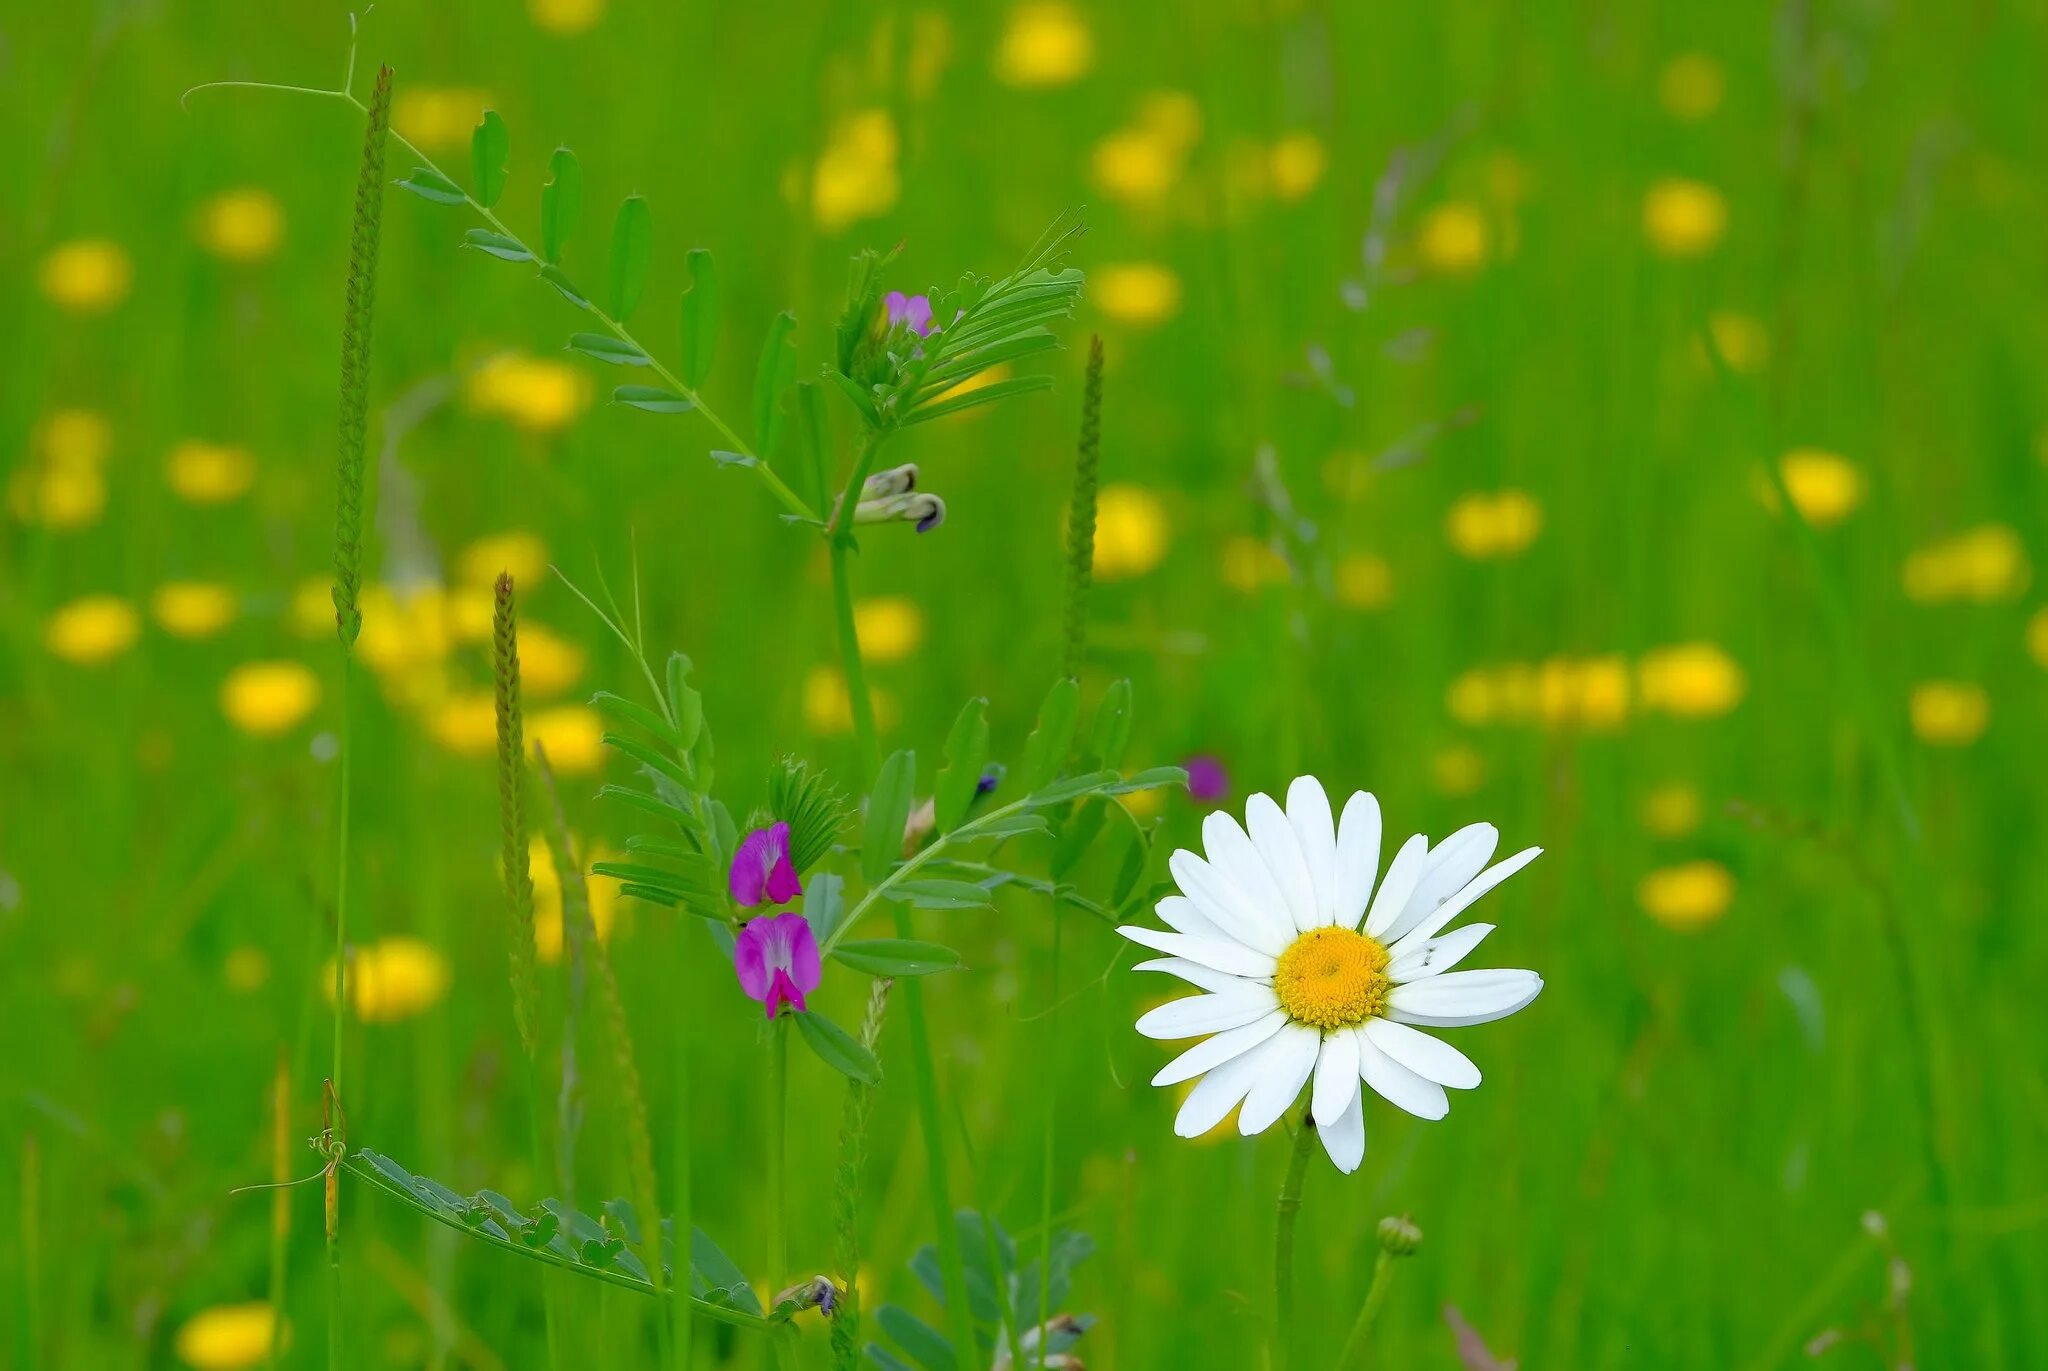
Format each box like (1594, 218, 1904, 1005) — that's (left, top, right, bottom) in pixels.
(1377, 1214, 1422, 1257)
(854, 489, 947, 533)
(862, 463, 919, 500)
(772, 1275, 842, 1317)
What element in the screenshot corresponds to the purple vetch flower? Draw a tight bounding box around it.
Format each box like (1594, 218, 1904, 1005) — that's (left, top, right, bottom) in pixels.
(884, 291, 936, 337)
(1183, 754, 1230, 804)
(733, 912, 822, 1019)
(730, 822, 802, 908)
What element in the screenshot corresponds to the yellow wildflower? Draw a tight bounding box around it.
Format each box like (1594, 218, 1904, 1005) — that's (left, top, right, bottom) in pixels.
(173, 1301, 280, 1369)
(152, 582, 238, 639)
(1093, 263, 1181, 326)
(1446, 489, 1543, 559)
(531, 835, 621, 962)
(45, 595, 140, 665)
(326, 937, 451, 1023)
(530, 705, 606, 774)
(1268, 133, 1326, 201)
(40, 239, 132, 313)
(812, 111, 900, 233)
(1446, 667, 1499, 727)
(2028, 606, 2048, 670)
(1706, 311, 1770, 373)
(1908, 681, 1988, 746)
(458, 531, 550, 589)
(1901, 525, 2030, 603)
(467, 354, 592, 433)
(392, 88, 492, 151)
(430, 692, 499, 757)
(196, 188, 285, 263)
(166, 441, 256, 505)
(223, 946, 272, 992)
(528, 0, 604, 34)
(1643, 178, 1727, 257)
(1220, 535, 1288, 593)
(1659, 53, 1725, 121)
(1417, 202, 1491, 276)
(8, 460, 105, 529)
(1637, 642, 1746, 718)
(855, 597, 925, 663)
(1433, 744, 1485, 797)
(1774, 448, 1863, 528)
(994, 3, 1093, 88)
(1333, 553, 1392, 610)
(1638, 860, 1734, 931)
(1641, 783, 1704, 838)
(517, 623, 587, 697)
(221, 662, 321, 736)
(1090, 484, 1169, 579)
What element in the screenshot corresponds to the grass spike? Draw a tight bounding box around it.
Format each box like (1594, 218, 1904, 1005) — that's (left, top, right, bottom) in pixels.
(828, 976, 895, 1369)
(492, 573, 541, 1058)
(332, 63, 391, 648)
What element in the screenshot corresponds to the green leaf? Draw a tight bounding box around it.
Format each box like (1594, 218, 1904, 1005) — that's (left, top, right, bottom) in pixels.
(802, 872, 847, 947)
(538, 263, 591, 309)
(960, 812, 1051, 841)
(901, 374, 1054, 427)
(540, 147, 582, 263)
(1026, 769, 1118, 807)
(607, 195, 653, 320)
(863, 749, 916, 885)
(614, 385, 694, 414)
(831, 939, 961, 976)
(1100, 766, 1188, 795)
(1087, 679, 1134, 769)
(471, 110, 509, 209)
(792, 1009, 881, 1084)
(568, 333, 650, 366)
(884, 879, 994, 910)
(395, 167, 466, 205)
(933, 698, 989, 836)
(876, 1304, 957, 1371)
(681, 248, 718, 388)
(1020, 678, 1082, 792)
(463, 229, 532, 262)
(753, 310, 797, 454)
(666, 653, 705, 755)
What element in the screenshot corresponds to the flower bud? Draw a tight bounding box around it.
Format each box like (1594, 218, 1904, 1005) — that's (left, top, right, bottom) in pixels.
(1377, 1214, 1422, 1257)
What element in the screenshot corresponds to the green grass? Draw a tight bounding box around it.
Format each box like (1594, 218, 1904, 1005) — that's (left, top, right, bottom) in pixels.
(4, 2, 2046, 1367)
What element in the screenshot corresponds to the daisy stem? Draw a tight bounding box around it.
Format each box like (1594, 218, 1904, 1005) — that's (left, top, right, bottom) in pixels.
(1273, 1108, 1317, 1371)
(1332, 1249, 1397, 1371)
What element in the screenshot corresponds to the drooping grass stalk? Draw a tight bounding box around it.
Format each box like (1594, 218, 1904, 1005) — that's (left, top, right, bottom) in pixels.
(324, 62, 392, 1371)
(265, 1048, 291, 1369)
(1059, 336, 1104, 681)
(829, 976, 894, 1370)
(1272, 1108, 1317, 1371)
(489, 574, 567, 1371)
(533, 745, 671, 1364)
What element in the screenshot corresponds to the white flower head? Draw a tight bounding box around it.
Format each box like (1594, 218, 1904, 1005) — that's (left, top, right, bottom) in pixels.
(1119, 776, 1543, 1173)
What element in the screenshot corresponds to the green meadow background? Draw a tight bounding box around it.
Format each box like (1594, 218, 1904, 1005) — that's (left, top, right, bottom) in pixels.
(5, 1, 2045, 1367)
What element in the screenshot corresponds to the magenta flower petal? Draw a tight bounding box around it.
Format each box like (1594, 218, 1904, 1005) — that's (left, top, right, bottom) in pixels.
(733, 912, 823, 1020)
(903, 294, 934, 337)
(731, 822, 802, 908)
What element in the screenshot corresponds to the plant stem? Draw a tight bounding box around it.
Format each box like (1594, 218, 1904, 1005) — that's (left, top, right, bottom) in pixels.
(265, 1048, 291, 1369)
(672, 923, 694, 1371)
(1273, 1109, 1317, 1371)
(1035, 898, 1062, 1370)
(829, 536, 881, 785)
(768, 1016, 790, 1286)
(524, 1069, 567, 1371)
(327, 656, 354, 1371)
(1333, 1250, 1397, 1371)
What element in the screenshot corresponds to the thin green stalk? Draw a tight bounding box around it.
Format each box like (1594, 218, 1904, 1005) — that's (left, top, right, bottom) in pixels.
(265, 1050, 290, 1369)
(1034, 897, 1062, 1371)
(829, 537, 882, 784)
(1333, 1252, 1395, 1370)
(829, 977, 893, 1370)
(1273, 1110, 1317, 1371)
(768, 1017, 790, 1285)
(671, 921, 694, 1371)
(16, 1133, 40, 1371)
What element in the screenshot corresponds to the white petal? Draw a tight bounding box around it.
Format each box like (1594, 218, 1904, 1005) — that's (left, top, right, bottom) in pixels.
(1156, 893, 1226, 941)
(1357, 1030, 1450, 1119)
(1388, 969, 1543, 1027)
(1151, 1011, 1289, 1086)
(1238, 1023, 1320, 1135)
(1386, 925, 1494, 983)
(1388, 847, 1542, 957)
(1169, 850, 1291, 957)
(1246, 792, 1320, 934)
(1318, 1088, 1366, 1173)
(1135, 989, 1278, 1040)
(1362, 833, 1429, 938)
(1286, 777, 1340, 925)
(1173, 1037, 1272, 1137)
(1200, 813, 1295, 945)
(1380, 823, 1498, 943)
(1363, 1018, 1481, 1089)
(1333, 791, 1383, 928)
(1310, 1028, 1361, 1125)
(1117, 926, 1274, 979)
(1132, 957, 1272, 995)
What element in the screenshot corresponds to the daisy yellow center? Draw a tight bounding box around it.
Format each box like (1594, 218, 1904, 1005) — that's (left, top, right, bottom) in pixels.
(1273, 926, 1390, 1030)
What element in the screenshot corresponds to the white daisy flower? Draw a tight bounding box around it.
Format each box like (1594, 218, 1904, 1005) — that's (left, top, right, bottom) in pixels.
(1119, 776, 1543, 1173)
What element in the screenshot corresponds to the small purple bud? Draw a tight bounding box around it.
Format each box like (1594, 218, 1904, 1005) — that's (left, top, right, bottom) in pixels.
(1184, 754, 1230, 804)
(975, 763, 1004, 796)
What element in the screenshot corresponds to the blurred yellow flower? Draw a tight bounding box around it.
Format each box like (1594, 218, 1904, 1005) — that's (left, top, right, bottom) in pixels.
(1446, 667, 1499, 727)
(357, 585, 456, 679)
(2028, 607, 2048, 670)
(812, 110, 900, 233)
(467, 354, 593, 433)
(40, 238, 132, 313)
(222, 661, 320, 736)
(1909, 681, 1988, 746)
(1333, 552, 1392, 610)
(1707, 310, 1770, 373)
(1268, 133, 1326, 201)
(174, 1300, 279, 1369)
(458, 530, 550, 590)
(8, 461, 105, 529)
(447, 585, 495, 642)
(1417, 202, 1491, 276)
(327, 937, 451, 1024)
(1092, 130, 1180, 206)
(1638, 860, 1734, 931)
(166, 441, 256, 505)
(530, 705, 606, 774)
(1220, 535, 1288, 592)
(392, 88, 492, 151)
(855, 597, 925, 663)
(528, 0, 603, 34)
(1637, 642, 1746, 718)
(1659, 52, 1725, 121)
(1901, 524, 2030, 603)
(1091, 484, 1169, 579)
(1641, 782, 1704, 838)
(45, 595, 140, 665)
(1774, 448, 1863, 528)
(152, 582, 238, 639)
(1643, 178, 1727, 258)
(196, 188, 285, 263)
(1564, 655, 1632, 731)
(517, 623, 587, 697)
(1446, 489, 1543, 559)
(803, 665, 857, 735)
(1120, 782, 1166, 820)
(430, 691, 498, 756)
(994, 2, 1093, 88)
(1139, 90, 1202, 148)
(531, 835, 621, 963)
(42, 409, 113, 466)
(1092, 263, 1181, 326)
(1433, 744, 1486, 797)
